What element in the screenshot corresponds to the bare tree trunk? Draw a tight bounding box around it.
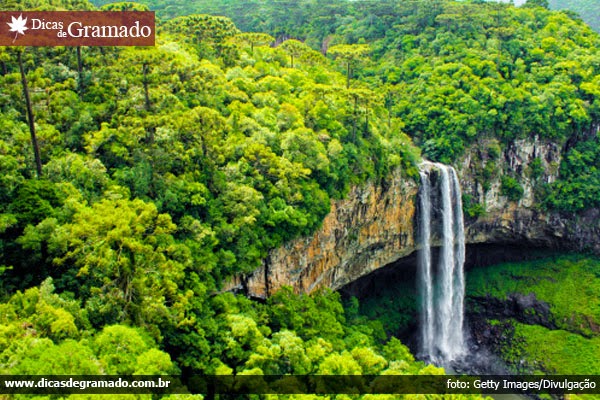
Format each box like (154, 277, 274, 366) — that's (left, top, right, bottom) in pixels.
(346, 62, 351, 89)
(18, 51, 42, 177)
(142, 62, 155, 145)
(352, 94, 358, 142)
(142, 62, 152, 112)
(76, 46, 84, 98)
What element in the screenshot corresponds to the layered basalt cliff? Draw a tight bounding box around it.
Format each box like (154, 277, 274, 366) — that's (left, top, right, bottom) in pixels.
(227, 168, 418, 298)
(461, 134, 600, 254)
(228, 134, 599, 298)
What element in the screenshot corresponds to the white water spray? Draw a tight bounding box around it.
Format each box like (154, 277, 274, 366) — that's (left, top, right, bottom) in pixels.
(418, 170, 434, 357)
(418, 162, 466, 363)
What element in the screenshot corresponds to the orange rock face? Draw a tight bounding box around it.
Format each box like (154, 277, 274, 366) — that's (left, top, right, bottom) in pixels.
(241, 168, 418, 298)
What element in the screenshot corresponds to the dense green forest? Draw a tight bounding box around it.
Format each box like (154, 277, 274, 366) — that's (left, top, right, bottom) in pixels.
(1, 0, 600, 395)
(90, 0, 600, 210)
(90, 0, 600, 35)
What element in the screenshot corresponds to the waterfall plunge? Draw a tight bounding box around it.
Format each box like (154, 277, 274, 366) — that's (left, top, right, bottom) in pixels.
(418, 163, 466, 364)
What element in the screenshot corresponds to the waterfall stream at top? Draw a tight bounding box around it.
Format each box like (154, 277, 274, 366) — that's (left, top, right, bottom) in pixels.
(418, 162, 466, 365)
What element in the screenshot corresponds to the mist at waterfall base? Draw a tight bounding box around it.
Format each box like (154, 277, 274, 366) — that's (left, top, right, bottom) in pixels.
(416, 163, 510, 374)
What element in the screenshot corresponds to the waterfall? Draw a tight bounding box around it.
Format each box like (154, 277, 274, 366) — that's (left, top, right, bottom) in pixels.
(418, 171, 434, 357)
(418, 162, 466, 363)
(451, 167, 466, 358)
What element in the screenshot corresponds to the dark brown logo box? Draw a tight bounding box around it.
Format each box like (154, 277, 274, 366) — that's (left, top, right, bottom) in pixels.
(0, 11, 155, 46)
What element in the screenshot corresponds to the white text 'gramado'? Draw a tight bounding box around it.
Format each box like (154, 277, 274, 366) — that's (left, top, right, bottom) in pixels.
(31, 18, 151, 38)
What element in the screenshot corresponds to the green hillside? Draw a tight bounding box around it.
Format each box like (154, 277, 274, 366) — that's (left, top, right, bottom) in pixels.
(550, 0, 600, 32)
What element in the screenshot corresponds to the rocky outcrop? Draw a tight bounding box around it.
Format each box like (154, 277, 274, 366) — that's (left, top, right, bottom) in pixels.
(227, 134, 599, 298)
(226, 168, 418, 298)
(469, 292, 556, 329)
(461, 135, 600, 254)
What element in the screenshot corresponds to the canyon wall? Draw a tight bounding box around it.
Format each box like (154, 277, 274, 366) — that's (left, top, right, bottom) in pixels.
(228, 133, 600, 298)
(461, 134, 600, 254)
(227, 168, 418, 298)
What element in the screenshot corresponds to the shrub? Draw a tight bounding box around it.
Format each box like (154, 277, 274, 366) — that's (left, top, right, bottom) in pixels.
(501, 176, 524, 201)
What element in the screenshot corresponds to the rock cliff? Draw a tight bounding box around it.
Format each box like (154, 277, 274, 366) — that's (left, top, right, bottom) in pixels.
(226, 168, 418, 298)
(228, 134, 599, 298)
(461, 134, 600, 254)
